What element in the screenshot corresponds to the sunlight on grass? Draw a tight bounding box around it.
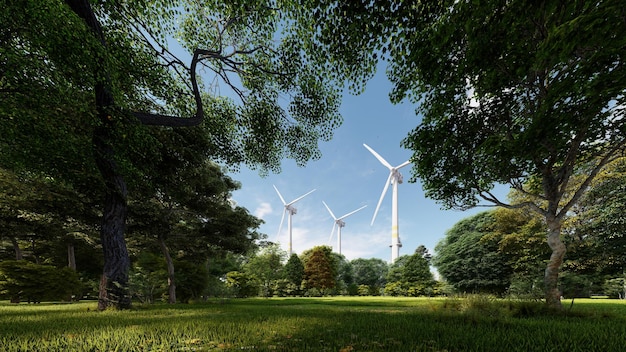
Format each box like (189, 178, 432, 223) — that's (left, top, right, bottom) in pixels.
(1, 297, 626, 351)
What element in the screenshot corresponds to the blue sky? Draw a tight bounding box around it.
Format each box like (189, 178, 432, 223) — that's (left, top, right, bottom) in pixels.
(228, 68, 510, 262)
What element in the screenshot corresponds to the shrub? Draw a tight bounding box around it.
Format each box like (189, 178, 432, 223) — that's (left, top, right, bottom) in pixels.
(174, 260, 209, 303)
(0, 260, 82, 303)
(225, 271, 259, 298)
(384, 281, 406, 296)
(602, 278, 626, 299)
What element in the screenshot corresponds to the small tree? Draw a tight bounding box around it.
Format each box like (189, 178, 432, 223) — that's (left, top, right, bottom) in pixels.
(303, 246, 336, 294)
(284, 253, 305, 295)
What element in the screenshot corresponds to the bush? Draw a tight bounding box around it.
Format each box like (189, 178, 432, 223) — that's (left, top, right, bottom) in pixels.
(304, 287, 322, 297)
(174, 260, 209, 303)
(225, 271, 259, 298)
(129, 253, 167, 303)
(357, 284, 370, 296)
(384, 281, 406, 296)
(603, 278, 626, 299)
(0, 260, 82, 303)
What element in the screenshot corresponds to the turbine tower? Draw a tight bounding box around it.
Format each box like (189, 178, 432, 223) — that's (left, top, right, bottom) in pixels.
(274, 185, 316, 256)
(363, 143, 410, 262)
(322, 201, 367, 255)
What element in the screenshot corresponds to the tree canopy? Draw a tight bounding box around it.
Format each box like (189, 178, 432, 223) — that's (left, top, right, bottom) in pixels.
(1, 0, 342, 309)
(434, 212, 513, 295)
(293, 0, 626, 308)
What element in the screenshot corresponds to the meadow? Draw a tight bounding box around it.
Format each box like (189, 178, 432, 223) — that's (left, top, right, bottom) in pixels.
(1, 296, 626, 351)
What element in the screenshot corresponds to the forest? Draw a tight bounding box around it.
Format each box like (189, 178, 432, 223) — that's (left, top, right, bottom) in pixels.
(1, 0, 625, 311)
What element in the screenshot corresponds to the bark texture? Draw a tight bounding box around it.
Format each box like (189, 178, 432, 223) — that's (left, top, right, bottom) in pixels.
(544, 215, 565, 308)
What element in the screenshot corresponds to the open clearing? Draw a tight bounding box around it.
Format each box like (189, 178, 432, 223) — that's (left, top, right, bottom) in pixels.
(1, 297, 625, 351)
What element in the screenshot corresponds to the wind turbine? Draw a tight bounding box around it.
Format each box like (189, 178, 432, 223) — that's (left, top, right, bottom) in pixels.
(274, 185, 316, 256)
(322, 201, 367, 255)
(363, 143, 411, 262)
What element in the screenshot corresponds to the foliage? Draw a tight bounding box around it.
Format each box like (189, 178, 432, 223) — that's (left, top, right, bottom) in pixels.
(302, 246, 337, 291)
(128, 252, 168, 303)
(434, 212, 513, 295)
(291, 0, 626, 308)
(173, 260, 209, 303)
(284, 253, 305, 287)
(603, 278, 626, 299)
(570, 158, 626, 277)
(225, 271, 258, 298)
(0, 260, 81, 303)
(242, 244, 286, 296)
(350, 258, 388, 292)
(1, 0, 343, 309)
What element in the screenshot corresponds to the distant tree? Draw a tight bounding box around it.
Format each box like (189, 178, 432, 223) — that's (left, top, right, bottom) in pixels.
(434, 212, 513, 295)
(572, 158, 626, 278)
(284, 253, 305, 288)
(333, 253, 353, 295)
(303, 246, 337, 293)
(173, 260, 209, 303)
(386, 255, 410, 283)
(351, 258, 388, 295)
(385, 246, 434, 296)
(225, 271, 259, 298)
(244, 244, 286, 296)
(402, 249, 433, 284)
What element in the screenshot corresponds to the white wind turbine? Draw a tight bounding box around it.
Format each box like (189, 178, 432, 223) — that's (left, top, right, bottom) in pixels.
(322, 201, 367, 255)
(274, 185, 316, 256)
(363, 143, 411, 262)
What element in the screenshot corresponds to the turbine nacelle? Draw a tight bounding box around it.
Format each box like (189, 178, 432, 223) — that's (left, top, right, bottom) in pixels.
(274, 185, 315, 256)
(323, 200, 367, 255)
(363, 143, 411, 262)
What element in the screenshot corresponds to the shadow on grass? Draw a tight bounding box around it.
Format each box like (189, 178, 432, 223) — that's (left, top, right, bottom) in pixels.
(2, 297, 626, 351)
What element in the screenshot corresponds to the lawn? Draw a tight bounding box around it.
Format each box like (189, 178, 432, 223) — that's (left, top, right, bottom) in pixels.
(1, 296, 625, 351)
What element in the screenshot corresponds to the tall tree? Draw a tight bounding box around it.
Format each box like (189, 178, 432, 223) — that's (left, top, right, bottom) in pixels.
(302, 246, 337, 292)
(284, 253, 305, 287)
(2, 0, 341, 309)
(292, 0, 626, 307)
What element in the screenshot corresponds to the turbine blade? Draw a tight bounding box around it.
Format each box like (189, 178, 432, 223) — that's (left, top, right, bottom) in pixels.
(363, 143, 393, 170)
(371, 172, 392, 226)
(396, 160, 411, 169)
(339, 205, 368, 220)
(322, 201, 337, 220)
(276, 209, 286, 242)
(273, 185, 287, 205)
(328, 222, 337, 244)
(287, 189, 316, 206)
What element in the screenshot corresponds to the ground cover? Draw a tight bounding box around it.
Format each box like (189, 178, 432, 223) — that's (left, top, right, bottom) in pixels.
(1, 297, 625, 351)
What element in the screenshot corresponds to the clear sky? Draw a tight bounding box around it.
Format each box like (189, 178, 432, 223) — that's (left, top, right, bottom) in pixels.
(228, 68, 510, 262)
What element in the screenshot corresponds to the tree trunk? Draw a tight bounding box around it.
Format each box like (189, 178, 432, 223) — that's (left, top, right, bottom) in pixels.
(10, 237, 22, 260)
(65, 0, 132, 310)
(95, 125, 131, 310)
(544, 216, 565, 308)
(67, 242, 76, 271)
(158, 235, 176, 304)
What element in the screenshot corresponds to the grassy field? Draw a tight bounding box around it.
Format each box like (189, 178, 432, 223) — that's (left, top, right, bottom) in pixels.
(1, 296, 626, 351)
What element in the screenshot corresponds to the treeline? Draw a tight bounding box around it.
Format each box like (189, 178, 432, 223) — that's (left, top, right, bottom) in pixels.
(224, 245, 439, 298)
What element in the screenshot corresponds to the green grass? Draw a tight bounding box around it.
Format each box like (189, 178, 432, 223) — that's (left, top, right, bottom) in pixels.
(1, 297, 626, 351)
